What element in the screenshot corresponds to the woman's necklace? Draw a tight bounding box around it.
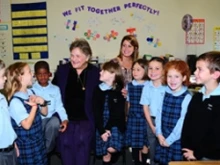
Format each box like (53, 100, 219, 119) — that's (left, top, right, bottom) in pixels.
(77, 72, 86, 91)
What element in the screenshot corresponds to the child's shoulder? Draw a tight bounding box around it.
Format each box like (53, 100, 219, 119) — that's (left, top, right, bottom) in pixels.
(0, 93, 7, 104)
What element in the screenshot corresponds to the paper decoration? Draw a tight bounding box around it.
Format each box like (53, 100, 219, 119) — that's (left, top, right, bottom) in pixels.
(146, 36, 162, 47)
(84, 30, 100, 40)
(185, 19, 205, 44)
(103, 30, 119, 41)
(126, 28, 137, 36)
(65, 20, 78, 30)
(182, 14, 193, 32)
(213, 27, 220, 51)
(62, 10, 72, 17)
(11, 2, 48, 60)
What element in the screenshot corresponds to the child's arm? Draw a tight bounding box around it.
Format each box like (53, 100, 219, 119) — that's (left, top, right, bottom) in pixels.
(165, 94, 192, 146)
(14, 142, 19, 157)
(140, 85, 156, 133)
(9, 97, 37, 130)
(21, 101, 38, 130)
(155, 100, 165, 145)
(143, 105, 155, 133)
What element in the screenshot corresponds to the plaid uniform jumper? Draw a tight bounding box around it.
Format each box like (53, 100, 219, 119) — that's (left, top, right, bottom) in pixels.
(95, 95, 124, 156)
(155, 90, 189, 165)
(10, 96, 47, 165)
(125, 82, 148, 148)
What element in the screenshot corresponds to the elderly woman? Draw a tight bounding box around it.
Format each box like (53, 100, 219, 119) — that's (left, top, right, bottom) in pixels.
(52, 39, 100, 165)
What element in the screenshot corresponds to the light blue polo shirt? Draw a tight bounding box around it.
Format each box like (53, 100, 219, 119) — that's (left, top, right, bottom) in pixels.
(32, 81, 68, 121)
(0, 93, 17, 148)
(155, 86, 192, 146)
(9, 89, 35, 126)
(200, 84, 220, 100)
(126, 80, 149, 102)
(140, 80, 165, 117)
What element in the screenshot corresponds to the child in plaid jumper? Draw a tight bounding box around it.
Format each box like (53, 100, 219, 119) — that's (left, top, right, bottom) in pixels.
(93, 60, 125, 165)
(155, 60, 192, 165)
(125, 59, 149, 165)
(5, 62, 48, 165)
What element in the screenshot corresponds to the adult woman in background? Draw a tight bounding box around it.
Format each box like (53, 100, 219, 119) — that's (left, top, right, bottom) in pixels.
(113, 35, 139, 84)
(52, 39, 100, 165)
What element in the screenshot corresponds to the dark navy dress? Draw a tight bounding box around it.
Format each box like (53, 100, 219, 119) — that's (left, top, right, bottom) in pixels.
(125, 81, 148, 148)
(155, 90, 189, 165)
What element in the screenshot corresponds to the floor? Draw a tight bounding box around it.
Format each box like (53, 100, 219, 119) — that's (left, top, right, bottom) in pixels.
(50, 149, 133, 165)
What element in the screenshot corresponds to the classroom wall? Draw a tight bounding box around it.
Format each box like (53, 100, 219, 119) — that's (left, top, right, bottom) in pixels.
(1, 0, 220, 72)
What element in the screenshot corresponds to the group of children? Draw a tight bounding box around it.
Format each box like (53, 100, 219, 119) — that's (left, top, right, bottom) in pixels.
(1, 50, 220, 165)
(0, 60, 67, 165)
(93, 51, 220, 165)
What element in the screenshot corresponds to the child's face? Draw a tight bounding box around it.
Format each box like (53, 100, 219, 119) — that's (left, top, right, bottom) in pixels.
(194, 60, 213, 85)
(148, 61, 163, 81)
(21, 65, 33, 87)
(121, 40, 135, 57)
(35, 68, 50, 87)
(167, 69, 186, 92)
(0, 68, 6, 90)
(99, 70, 115, 85)
(132, 63, 145, 81)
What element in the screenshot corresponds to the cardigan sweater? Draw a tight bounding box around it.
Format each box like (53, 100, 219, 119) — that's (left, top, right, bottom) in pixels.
(181, 92, 220, 160)
(93, 86, 126, 135)
(52, 62, 100, 128)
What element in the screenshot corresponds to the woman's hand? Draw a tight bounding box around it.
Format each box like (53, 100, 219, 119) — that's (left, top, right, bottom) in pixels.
(121, 88, 127, 98)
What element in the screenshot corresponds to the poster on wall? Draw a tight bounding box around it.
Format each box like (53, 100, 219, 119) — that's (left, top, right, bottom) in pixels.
(11, 2, 48, 60)
(0, 25, 8, 58)
(213, 27, 220, 51)
(185, 19, 205, 45)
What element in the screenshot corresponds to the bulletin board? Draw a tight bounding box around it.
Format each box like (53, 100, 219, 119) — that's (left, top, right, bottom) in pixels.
(1, 0, 220, 72)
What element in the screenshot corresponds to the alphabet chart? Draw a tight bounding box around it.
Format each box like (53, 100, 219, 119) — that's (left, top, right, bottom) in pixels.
(213, 27, 220, 50)
(185, 19, 205, 44)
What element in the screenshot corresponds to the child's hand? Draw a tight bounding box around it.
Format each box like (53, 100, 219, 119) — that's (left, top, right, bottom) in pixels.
(101, 130, 111, 142)
(34, 96, 45, 105)
(162, 140, 169, 147)
(157, 134, 165, 146)
(59, 120, 68, 132)
(182, 148, 196, 160)
(14, 142, 19, 157)
(24, 96, 37, 108)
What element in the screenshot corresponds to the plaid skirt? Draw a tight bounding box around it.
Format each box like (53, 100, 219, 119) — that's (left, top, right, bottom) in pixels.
(96, 127, 124, 156)
(125, 115, 148, 148)
(155, 139, 182, 165)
